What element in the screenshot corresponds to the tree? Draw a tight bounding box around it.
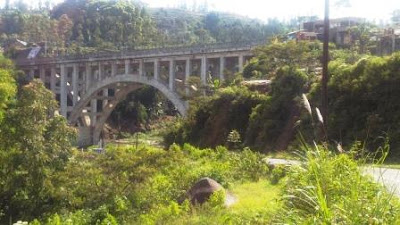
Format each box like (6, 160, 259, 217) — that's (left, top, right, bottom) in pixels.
(0, 54, 16, 122)
(349, 23, 375, 54)
(243, 40, 322, 79)
(0, 80, 76, 222)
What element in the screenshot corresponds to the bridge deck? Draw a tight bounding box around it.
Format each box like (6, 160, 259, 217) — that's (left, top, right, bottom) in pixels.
(16, 41, 264, 66)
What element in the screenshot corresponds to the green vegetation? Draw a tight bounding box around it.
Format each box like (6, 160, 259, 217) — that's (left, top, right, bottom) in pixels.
(306, 52, 400, 157)
(0, 0, 288, 56)
(1, 1, 400, 223)
(279, 144, 400, 224)
(0, 54, 16, 121)
(0, 54, 77, 222)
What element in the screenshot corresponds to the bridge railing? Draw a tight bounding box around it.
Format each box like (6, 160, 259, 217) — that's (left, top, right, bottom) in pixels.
(16, 40, 267, 66)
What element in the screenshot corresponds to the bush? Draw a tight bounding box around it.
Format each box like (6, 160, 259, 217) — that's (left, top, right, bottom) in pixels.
(279, 144, 400, 224)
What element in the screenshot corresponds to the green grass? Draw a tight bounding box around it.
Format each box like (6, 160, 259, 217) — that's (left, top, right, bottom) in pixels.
(163, 180, 283, 225)
(229, 179, 282, 213)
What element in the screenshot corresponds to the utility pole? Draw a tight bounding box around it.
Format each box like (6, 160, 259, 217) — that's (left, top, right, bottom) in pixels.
(322, 0, 330, 131)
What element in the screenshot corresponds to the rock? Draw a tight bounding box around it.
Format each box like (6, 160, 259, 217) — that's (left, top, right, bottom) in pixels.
(188, 177, 224, 205)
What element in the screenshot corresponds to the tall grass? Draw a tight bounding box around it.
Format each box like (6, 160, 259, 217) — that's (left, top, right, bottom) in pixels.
(278, 94, 400, 224)
(278, 141, 400, 224)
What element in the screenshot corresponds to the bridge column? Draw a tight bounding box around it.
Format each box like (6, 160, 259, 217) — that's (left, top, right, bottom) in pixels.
(220, 56, 225, 81)
(39, 67, 45, 83)
(138, 60, 143, 78)
(154, 59, 159, 80)
(60, 64, 67, 117)
(169, 59, 175, 90)
(91, 99, 97, 126)
(85, 63, 91, 91)
(238, 55, 244, 72)
(72, 64, 78, 106)
(50, 67, 56, 93)
(103, 89, 109, 107)
(29, 69, 35, 80)
(201, 56, 207, 85)
(111, 61, 117, 77)
(98, 62, 103, 80)
(185, 58, 191, 95)
(124, 59, 130, 75)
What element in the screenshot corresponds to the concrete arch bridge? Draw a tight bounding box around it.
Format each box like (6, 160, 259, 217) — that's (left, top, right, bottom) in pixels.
(15, 42, 260, 146)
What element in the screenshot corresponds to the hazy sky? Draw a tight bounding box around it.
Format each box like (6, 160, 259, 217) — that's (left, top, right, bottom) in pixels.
(5, 0, 400, 23)
(144, 0, 399, 22)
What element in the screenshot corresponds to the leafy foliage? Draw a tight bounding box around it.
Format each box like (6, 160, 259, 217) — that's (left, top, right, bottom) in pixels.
(305, 53, 400, 156)
(0, 80, 76, 222)
(23, 143, 273, 224)
(242, 40, 322, 79)
(164, 86, 265, 148)
(0, 54, 16, 121)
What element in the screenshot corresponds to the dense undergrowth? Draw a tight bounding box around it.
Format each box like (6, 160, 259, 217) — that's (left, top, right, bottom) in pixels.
(15, 142, 399, 225)
(23, 143, 274, 224)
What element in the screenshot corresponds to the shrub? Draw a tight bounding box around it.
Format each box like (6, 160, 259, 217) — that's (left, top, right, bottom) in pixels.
(278, 144, 400, 224)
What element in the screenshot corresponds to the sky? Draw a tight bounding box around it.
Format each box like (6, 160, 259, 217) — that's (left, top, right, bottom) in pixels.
(5, 0, 400, 23)
(143, 0, 399, 23)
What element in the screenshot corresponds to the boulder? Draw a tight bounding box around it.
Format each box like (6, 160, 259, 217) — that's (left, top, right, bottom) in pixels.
(188, 177, 224, 205)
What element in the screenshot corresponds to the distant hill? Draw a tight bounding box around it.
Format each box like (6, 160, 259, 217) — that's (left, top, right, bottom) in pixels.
(149, 8, 285, 45)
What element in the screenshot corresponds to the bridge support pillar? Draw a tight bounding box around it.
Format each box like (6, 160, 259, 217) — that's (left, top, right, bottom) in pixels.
(29, 69, 35, 80)
(50, 67, 56, 93)
(124, 59, 130, 74)
(201, 56, 207, 85)
(138, 60, 143, 77)
(98, 62, 103, 80)
(185, 58, 191, 95)
(39, 67, 45, 82)
(91, 99, 97, 126)
(85, 63, 91, 91)
(72, 64, 79, 106)
(219, 57, 225, 81)
(60, 64, 67, 117)
(238, 55, 244, 72)
(111, 61, 117, 77)
(169, 59, 175, 90)
(154, 59, 159, 80)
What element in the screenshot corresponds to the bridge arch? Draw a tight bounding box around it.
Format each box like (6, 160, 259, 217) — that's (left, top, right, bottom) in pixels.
(69, 74, 187, 124)
(69, 74, 187, 145)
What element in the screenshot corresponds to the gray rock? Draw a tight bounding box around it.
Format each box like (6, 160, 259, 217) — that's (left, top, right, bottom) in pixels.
(188, 177, 224, 205)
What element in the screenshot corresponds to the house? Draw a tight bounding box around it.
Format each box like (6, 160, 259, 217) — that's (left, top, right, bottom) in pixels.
(302, 17, 365, 46)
